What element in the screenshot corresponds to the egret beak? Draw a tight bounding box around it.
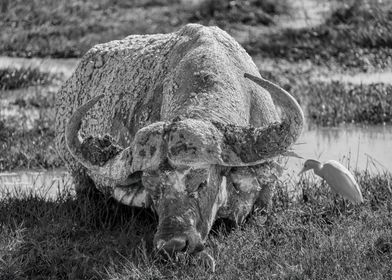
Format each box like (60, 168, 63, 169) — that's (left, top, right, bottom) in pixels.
(282, 151, 303, 159)
(298, 166, 310, 176)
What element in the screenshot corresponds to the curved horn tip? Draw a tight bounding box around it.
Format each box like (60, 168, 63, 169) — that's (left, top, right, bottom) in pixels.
(244, 72, 260, 80)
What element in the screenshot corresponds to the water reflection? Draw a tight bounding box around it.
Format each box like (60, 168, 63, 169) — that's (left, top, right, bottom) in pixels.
(285, 124, 392, 179)
(0, 56, 79, 79)
(317, 71, 392, 85)
(0, 169, 73, 199)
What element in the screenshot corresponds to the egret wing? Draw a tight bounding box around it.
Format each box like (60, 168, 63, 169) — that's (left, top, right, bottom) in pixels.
(321, 160, 363, 203)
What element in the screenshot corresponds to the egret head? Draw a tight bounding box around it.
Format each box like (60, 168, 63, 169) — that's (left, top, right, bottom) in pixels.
(299, 159, 322, 175)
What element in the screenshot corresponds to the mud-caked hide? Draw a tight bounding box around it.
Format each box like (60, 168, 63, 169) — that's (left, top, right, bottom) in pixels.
(55, 24, 304, 254)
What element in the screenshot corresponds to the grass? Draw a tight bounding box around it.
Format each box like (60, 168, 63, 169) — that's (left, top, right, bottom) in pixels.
(0, 67, 57, 90)
(188, 0, 289, 27)
(0, 170, 391, 279)
(0, 0, 182, 58)
(244, 0, 392, 69)
(0, 78, 64, 171)
(0, 0, 286, 58)
(256, 67, 392, 126)
(305, 82, 392, 126)
(0, 116, 63, 171)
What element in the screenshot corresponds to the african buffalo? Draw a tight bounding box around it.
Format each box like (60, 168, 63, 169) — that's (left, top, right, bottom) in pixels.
(55, 24, 303, 257)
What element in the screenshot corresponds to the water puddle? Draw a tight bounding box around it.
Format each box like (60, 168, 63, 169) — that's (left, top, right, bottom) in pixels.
(0, 169, 73, 199)
(316, 71, 392, 85)
(278, 0, 332, 29)
(284, 125, 392, 185)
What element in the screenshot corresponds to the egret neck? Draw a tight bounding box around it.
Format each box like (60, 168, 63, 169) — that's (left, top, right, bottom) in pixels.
(303, 159, 323, 178)
(308, 160, 324, 178)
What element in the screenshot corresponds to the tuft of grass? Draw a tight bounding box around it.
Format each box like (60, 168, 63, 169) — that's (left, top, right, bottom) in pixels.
(0, 67, 56, 90)
(0, 171, 391, 279)
(245, 0, 392, 69)
(0, 117, 63, 171)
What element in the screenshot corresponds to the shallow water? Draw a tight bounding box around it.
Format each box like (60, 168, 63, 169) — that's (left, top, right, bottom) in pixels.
(0, 56, 79, 79)
(0, 125, 390, 198)
(0, 169, 73, 199)
(284, 125, 392, 181)
(317, 71, 392, 85)
(278, 0, 332, 29)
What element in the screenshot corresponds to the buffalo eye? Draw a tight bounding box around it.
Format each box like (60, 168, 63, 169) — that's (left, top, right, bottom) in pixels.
(197, 182, 207, 192)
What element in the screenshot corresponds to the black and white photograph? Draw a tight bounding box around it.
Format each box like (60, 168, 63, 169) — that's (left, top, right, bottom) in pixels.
(0, 0, 391, 279)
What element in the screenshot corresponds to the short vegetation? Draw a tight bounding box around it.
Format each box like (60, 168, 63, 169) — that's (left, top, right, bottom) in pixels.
(0, 0, 181, 57)
(245, 0, 392, 69)
(189, 0, 289, 26)
(256, 68, 392, 126)
(0, 91, 63, 171)
(0, 0, 286, 58)
(0, 67, 56, 90)
(0, 172, 391, 279)
(306, 82, 392, 126)
(0, 119, 62, 171)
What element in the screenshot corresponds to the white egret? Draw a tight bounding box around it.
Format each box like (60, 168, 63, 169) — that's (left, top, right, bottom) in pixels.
(299, 159, 364, 204)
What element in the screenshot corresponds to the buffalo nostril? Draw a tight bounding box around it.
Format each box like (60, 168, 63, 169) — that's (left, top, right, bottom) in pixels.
(156, 237, 187, 254)
(192, 242, 205, 254)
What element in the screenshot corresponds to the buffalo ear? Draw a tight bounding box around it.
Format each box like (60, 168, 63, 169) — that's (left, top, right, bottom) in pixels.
(223, 162, 283, 224)
(223, 166, 261, 225)
(80, 134, 123, 166)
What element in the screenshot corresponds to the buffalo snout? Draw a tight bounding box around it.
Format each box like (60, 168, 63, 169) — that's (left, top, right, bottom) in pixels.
(154, 230, 204, 255)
